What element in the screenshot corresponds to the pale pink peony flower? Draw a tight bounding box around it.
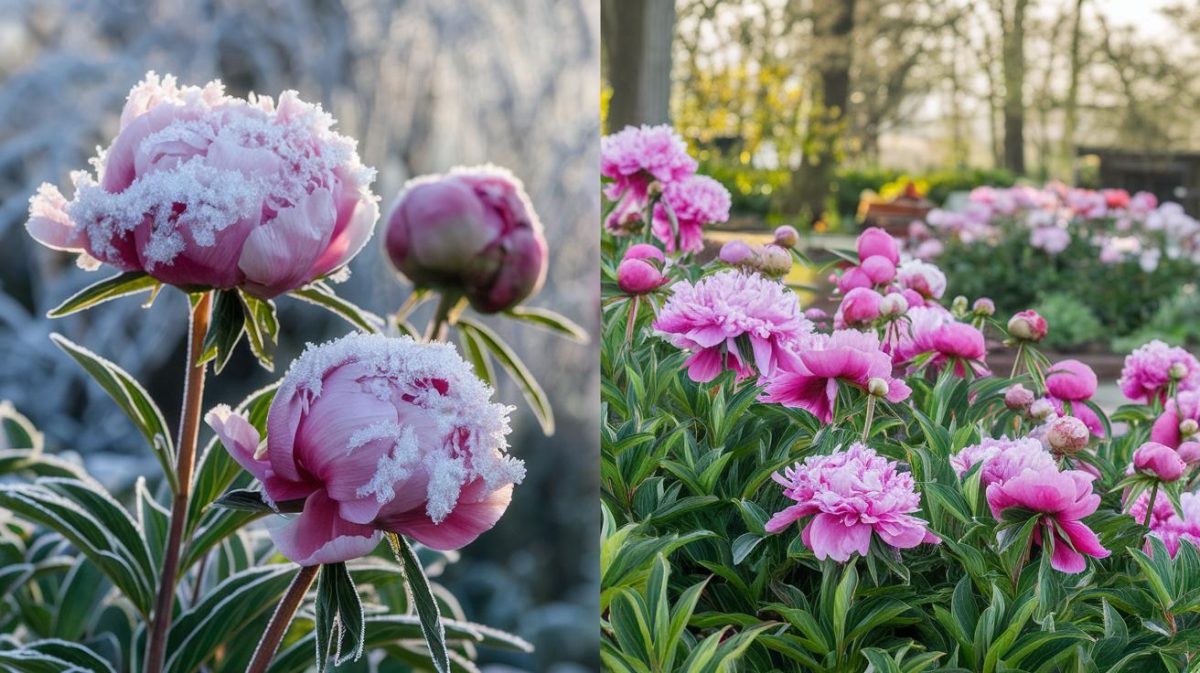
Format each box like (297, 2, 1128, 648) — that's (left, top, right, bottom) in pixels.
(719, 240, 754, 266)
(206, 334, 524, 565)
(1130, 491, 1200, 558)
(951, 436, 1055, 488)
(1004, 384, 1035, 411)
(1118, 340, 1200, 404)
(986, 468, 1109, 573)
(1133, 442, 1187, 482)
(386, 165, 548, 313)
(1030, 226, 1071, 254)
(1046, 415, 1090, 454)
(915, 239, 945, 260)
(653, 270, 811, 383)
(760, 330, 911, 423)
(27, 73, 378, 299)
(1150, 391, 1200, 448)
(600, 124, 696, 208)
(651, 175, 731, 254)
(895, 260, 947, 299)
(765, 443, 939, 562)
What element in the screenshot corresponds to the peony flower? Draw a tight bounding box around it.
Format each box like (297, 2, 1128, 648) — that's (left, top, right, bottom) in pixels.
(879, 293, 909, 318)
(774, 225, 800, 248)
(860, 255, 897, 284)
(26, 73, 378, 299)
(895, 260, 947, 299)
(973, 297, 995, 317)
(1150, 391, 1200, 448)
(891, 306, 988, 376)
(385, 165, 548, 313)
(1133, 442, 1187, 482)
(719, 240, 754, 266)
(856, 227, 900, 264)
(1046, 359, 1098, 401)
(1179, 441, 1200, 464)
(835, 287, 883, 327)
(760, 330, 911, 423)
(837, 266, 872, 292)
(951, 436, 1055, 488)
(915, 239, 945, 260)
(1007, 310, 1048, 342)
(617, 259, 665, 295)
(206, 334, 524, 565)
(600, 124, 696, 212)
(1118, 340, 1200, 403)
(1030, 226, 1071, 254)
(765, 443, 939, 562)
(1130, 491, 1200, 558)
(653, 270, 810, 383)
(986, 468, 1109, 573)
(652, 175, 731, 254)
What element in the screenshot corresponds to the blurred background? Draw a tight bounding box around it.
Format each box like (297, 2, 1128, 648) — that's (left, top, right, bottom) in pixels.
(0, 1, 599, 671)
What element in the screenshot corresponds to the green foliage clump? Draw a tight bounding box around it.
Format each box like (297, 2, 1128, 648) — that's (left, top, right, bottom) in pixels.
(1031, 292, 1104, 350)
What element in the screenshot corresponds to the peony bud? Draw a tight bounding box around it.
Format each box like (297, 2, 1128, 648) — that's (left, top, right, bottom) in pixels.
(1178, 441, 1200, 464)
(856, 226, 900, 264)
(205, 333, 524, 564)
(617, 258, 665, 295)
(625, 243, 666, 263)
(1046, 416, 1090, 455)
(773, 225, 800, 248)
(1133, 441, 1187, 481)
(386, 166, 548, 313)
(719, 240, 754, 266)
(951, 295, 969, 316)
(839, 287, 883, 325)
(867, 377, 890, 397)
(860, 255, 897, 284)
(879, 292, 909, 317)
(1004, 384, 1034, 411)
(1170, 362, 1189, 381)
(1007, 310, 1048, 342)
(758, 245, 794, 277)
(1030, 398, 1056, 421)
(973, 297, 995, 317)
(1181, 418, 1199, 439)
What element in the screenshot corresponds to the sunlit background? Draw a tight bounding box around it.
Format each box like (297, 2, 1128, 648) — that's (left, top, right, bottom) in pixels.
(0, 1, 599, 670)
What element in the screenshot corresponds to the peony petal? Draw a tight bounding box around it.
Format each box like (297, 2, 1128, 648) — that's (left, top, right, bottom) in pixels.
(267, 490, 381, 566)
(808, 512, 871, 562)
(685, 348, 725, 383)
(383, 481, 513, 551)
(238, 189, 335, 298)
(1048, 529, 1087, 574)
(765, 504, 811, 533)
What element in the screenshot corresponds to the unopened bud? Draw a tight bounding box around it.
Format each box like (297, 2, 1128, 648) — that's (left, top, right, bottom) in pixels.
(773, 225, 800, 248)
(1170, 362, 1189, 381)
(952, 295, 969, 316)
(879, 293, 908, 317)
(1029, 398, 1055, 421)
(758, 245, 793, 277)
(1046, 416, 1090, 455)
(1181, 418, 1199, 439)
(1004, 384, 1034, 411)
(1007, 310, 1048, 342)
(973, 297, 995, 317)
(646, 181, 664, 199)
(868, 377, 889, 397)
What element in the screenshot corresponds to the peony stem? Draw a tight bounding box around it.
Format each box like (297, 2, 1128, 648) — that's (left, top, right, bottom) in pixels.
(1009, 342, 1024, 380)
(145, 291, 213, 673)
(625, 296, 639, 345)
(1144, 483, 1160, 529)
(426, 291, 461, 342)
(862, 396, 876, 442)
(246, 564, 320, 673)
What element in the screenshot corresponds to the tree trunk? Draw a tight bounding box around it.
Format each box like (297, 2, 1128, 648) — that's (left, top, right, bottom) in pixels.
(788, 0, 856, 225)
(1062, 0, 1086, 178)
(603, 0, 675, 130)
(1001, 0, 1030, 175)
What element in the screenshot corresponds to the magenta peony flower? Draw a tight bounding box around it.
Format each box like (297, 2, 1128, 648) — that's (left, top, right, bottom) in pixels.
(892, 306, 988, 376)
(600, 124, 696, 208)
(986, 468, 1109, 573)
(859, 255, 897, 284)
(617, 244, 666, 294)
(1046, 359, 1098, 401)
(760, 330, 911, 423)
(1130, 491, 1200, 558)
(651, 175, 731, 254)
(1133, 442, 1187, 482)
(1150, 391, 1200, 448)
(951, 436, 1054, 488)
(895, 260, 947, 299)
(837, 266, 872, 293)
(765, 443, 939, 562)
(205, 334, 524, 565)
(1007, 310, 1048, 342)
(653, 270, 810, 383)
(385, 165, 548, 313)
(1118, 340, 1200, 404)
(836, 287, 883, 327)
(624, 243, 665, 263)
(26, 73, 378, 299)
(856, 227, 900, 264)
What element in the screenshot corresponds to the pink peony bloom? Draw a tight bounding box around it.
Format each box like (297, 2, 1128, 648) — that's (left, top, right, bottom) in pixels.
(386, 165, 548, 313)
(653, 270, 810, 383)
(1004, 384, 1035, 410)
(1130, 491, 1200, 558)
(1118, 340, 1200, 404)
(1180, 441, 1200, 464)
(986, 468, 1109, 573)
(952, 436, 1056, 488)
(1030, 226, 1071, 254)
(600, 125, 696, 206)
(765, 443, 939, 562)
(1046, 359, 1098, 401)
(719, 240, 754, 266)
(915, 239, 945, 260)
(1133, 442, 1187, 482)
(206, 334, 524, 565)
(1045, 415, 1090, 454)
(856, 227, 900, 264)
(859, 255, 897, 284)
(624, 243, 665, 263)
(891, 307, 988, 376)
(617, 259, 666, 295)
(835, 287, 883, 327)
(26, 73, 378, 299)
(1007, 310, 1048, 342)
(1150, 391, 1200, 448)
(837, 266, 873, 293)
(652, 175, 731, 254)
(895, 260, 947, 299)
(760, 330, 911, 423)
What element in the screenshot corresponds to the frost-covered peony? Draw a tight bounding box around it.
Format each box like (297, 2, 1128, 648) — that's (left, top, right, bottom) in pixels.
(653, 270, 810, 383)
(206, 334, 524, 565)
(651, 175, 731, 254)
(951, 436, 1055, 488)
(895, 260, 947, 299)
(986, 468, 1109, 573)
(765, 443, 939, 562)
(760, 330, 911, 423)
(27, 72, 378, 299)
(600, 124, 697, 206)
(1118, 340, 1200, 403)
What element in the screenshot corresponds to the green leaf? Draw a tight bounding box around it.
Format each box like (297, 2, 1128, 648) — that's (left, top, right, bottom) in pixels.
(832, 561, 858, 649)
(504, 306, 589, 342)
(458, 326, 496, 387)
(211, 489, 277, 513)
(16, 640, 116, 673)
(290, 282, 384, 333)
(199, 289, 246, 374)
(386, 533, 449, 673)
(0, 401, 43, 450)
(51, 557, 110, 640)
(239, 291, 279, 371)
(314, 562, 365, 669)
(457, 316, 554, 434)
(47, 271, 159, 318)
(50, 333, 177, 491)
